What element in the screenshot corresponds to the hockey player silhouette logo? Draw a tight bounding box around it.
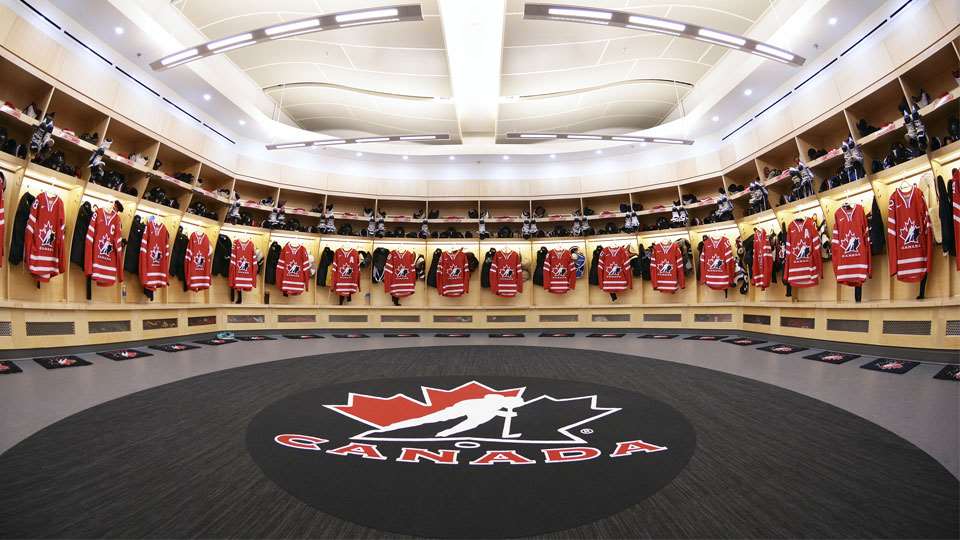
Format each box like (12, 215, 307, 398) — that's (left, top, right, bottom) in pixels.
(841, 232, 861, 255)
(325, 381, 621, 444)
(552, 266, 568, 278)
(792, 242, 812, 261)
(899, 219, 921, 247)
(339, 265, 352, 278)
(98, 237, 114, 257)
(656, 261, 673, 275)
(237, 258, 250, 272)
(39, 222, 56, 248)
(149, 245, 162, 265)
(606, 264, 622, 277)
(287, 262, 301, 275)
(499, 266, 514, 279)
(395, 266, 410, 279)
(447, 266, 462, 278)
(193, 254, 206, 269)
(707, 256, 724, 271)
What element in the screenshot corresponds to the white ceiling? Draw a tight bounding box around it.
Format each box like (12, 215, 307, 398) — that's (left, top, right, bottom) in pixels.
(169, 0, 771, 141)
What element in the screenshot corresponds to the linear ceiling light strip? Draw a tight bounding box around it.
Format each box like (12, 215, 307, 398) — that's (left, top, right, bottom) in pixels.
(266, 133, 450, 150)
(151, 4, 423, 71)
(505, 133, 693, 145)
(524, 3, 805, 67)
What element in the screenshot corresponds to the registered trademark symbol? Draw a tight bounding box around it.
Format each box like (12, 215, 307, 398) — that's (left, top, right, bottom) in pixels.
(580, 428, 593, 434)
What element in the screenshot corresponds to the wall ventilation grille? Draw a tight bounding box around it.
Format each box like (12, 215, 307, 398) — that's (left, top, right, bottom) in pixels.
(540, 314, 577, 322)
(143, 318, 178, 330)
(644, 313, 681, 322)
(592, 314, 630, 322)
(743, 314, 771, 325)
(488, 315, 525, 323)
(882, 320, 931, 336)
(329, 315, 367, 323)
(88, 320, 131, 334)
(433, 315, 473, 323)
(827, 318, 869, 333)
(0, 321, 13, 336)
(26, 321, 75, 336)
(781, 316, 815, 329)
(695, 313, 732, 323)
(381, 315, 419, 323)
(226, 315, 263, 324)
(278, 314, 316, 323)
(188, 315, 217, 326)
(945, 320, 960, 336)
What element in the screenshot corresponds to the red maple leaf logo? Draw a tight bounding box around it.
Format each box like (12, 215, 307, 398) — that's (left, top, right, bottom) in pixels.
(326, 381, 525, 428)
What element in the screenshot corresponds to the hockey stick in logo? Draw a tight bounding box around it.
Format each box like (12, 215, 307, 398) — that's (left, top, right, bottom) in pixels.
(501, 406, 522, 439)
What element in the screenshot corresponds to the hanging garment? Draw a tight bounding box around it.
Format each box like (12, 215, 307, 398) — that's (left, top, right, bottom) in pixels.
(935, 173, 955, 258)
(184, 231, 212, 291)
(0, 172, 4, 265)
(532, 246, 547, 286)
(84, 207, 124, 286)
(138, 219, 170, 291)
(490, 249, 522, 297)
(588, 245, 601, 285)
(212, 234, 232, 278)
(9, 191, 35, 266)
(316, 247, 335, 285)
(480, 248, 495, 289)
(831, 204, 872, 286)
(330, 247, 361, 297)
(887, 185, 932, 282)
(542, 247, 576, 293)
(264, 241, 281, 285)
(228, 238, 258, 291)
(426, 248, 441, 288)
(650, 241, 685, 293)
(698, 236, 735, 290)
(275, 243, 310, 295)
(384, 249, 417, 297)
(72, 201, 95, 268)
(597, 245, 633, 293)
(437, 249, 470, 297)
(952, 169, 959, 269)
(750, 229, 774, 290)
(869, 196, 885, 255)
(784, 217, 822, 288)
(25, 191, 66, 282)
(168, 229, 188, 286)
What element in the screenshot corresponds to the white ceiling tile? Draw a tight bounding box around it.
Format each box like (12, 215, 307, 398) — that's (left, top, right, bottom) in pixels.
(660, 38, 711, 62)
(342, 46, 449, 77)
(315, 65, 451, 96)
(502, 61, 633, 96)
(503, 15, 638, 47)
(179, 0, 317, 30)
(245, 63, 328, 88)
(502, 41, 609, 74)
(628, 59, 710, 84)
(226, 39, 353, 70)
(667, 5, 755, 35)
(597, 34, 673, 63)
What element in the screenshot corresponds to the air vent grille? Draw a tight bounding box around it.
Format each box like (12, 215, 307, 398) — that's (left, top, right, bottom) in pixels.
(0, 321, 13, 336)
(381, 315, 419, 323)
(188, 315, 217, 326)
(433, 315, 473, 323)
(882, 320, 931, 336)
(743, 314, 771, 325)
(946, 320, 960, 336)
(644, 313, 681, 322)
(329, 315, 367, 323)
(781, 316, 815, 329)
(26, 321, 75, 336)
(226, 315, 263, 324)
(488, 315, 525, 323)
(278, 315, 316, 323)
(143, 318, 177, 330)
(539, 314, 577, 322)
(88, 320, 131, 334)
(694, 313, 732, 323)
(827, 319, 869, 333)
(592, 314, 630, 322)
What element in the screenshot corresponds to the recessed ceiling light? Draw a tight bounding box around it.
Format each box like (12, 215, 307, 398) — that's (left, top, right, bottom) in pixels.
(238, 119, 246, 126)
(549, 154, 556, 159)
(202, 93, 211, 101)
(595, 149, 603, 155)
(828, 17, 838, 25)
(355, 152, 363, 157)
(114, 26, 124, 35)
(448, 155, 455, 160)
(743, 88, 753, 96)
(502, 155, 510, 160)
(639, 142, 647, 147)
(402, 155, 409, 160)
(711, 115, 719, 122)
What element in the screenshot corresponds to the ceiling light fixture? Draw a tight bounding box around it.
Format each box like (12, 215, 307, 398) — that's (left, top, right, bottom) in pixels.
(114, 26, 124, 35)
(711, 116, 719, 122)
(402, 155, 409, 160)
(355, 152, 363, 157)
(594, 149, 603, 154)
(743, 88, 753, 96)
(448, 156, 456, 160)
(549, 154, 556, 159)
(506, 133, 693, 145)
(238, 119, 246, 125)
(266, 133, 450, 150)
(828, 17, 838, 25)
(202, 93, 211, 101)
(524, 3, 805, 67)
(150, 5, 423, 71)
(502, 155, 510, 160)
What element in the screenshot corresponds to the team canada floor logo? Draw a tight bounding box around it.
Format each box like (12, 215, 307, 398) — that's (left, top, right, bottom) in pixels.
(246, 376, 695, 538)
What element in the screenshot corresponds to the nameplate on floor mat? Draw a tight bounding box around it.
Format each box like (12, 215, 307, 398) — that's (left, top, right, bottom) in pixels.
(860, 358, 919, 374)
(933, 365, 960, 381)
(0, 361, 22, 375)
(33, 356, 91, 369)
(758, 344, 808, 355)
(385, 333, 420, 338)
(638, 334, 678, 339)
(803, 351, 860, 364)
(149, 343, 200, 353)
(723, 337, 766, 346)
(98, 349, 153, 361)
(435, 333, 470, 338)
(587, 333, 624, 338)
(538, 332, 575, 337)
(333, 334, 369, 338)
(195, 338, 237, 346)
(489, 333, 524, 338)
(684, 335, 728, 341)
(283, 334, 323, 340)
(236, 335, 276, 341)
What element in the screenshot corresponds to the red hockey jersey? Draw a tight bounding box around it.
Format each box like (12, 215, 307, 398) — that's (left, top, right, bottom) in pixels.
(437, 249, 470, 297)
(831, 204, 871, 286)
(490, 250, 522, 297)
(276, 243, 310, 295)
(699, 236, 734, 290)
(24, 191, 66, 282)
(0, 173, 5, 266)
(184, 231, 212, 291)
(543, 247, 575, 293)
(84, 207, 124, 286)
(784, 217, 822, 288)
(330, 247, 361, 296)
(228, 238, 257, 291)
(651, 241, 684, 293)
(384, 249, 417, 297)
(952, 169, 959, 271)
(597, 245, 633, 293)
(887, 186, 932, 282)
(138, 219, 169, 291)
(751, 228, 773, 290)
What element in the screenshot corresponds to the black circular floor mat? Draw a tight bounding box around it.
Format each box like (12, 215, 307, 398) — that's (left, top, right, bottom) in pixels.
(0, 346, 956, 539)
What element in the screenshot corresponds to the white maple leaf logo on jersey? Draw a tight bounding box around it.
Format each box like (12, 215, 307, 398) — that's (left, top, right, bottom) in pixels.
(899, 218, 921, 247)
(707, 256, 724, 270)
(149, 245, 162, 264)
(606, 264, 622, 277)
(841, 232, 861, 255)
(792, 242, 812, 261)
(237, 258, 250, 272)
(552, 266, 567, 277)
(97, 236, 114, 257)
(39, 222, 55, 247)
(339, 265, 352, 277)
(395, 266, 410, 278)
(193, 254, 206, 269)
(656, 260, 673, 274)
(447, 266, 462, 278)
(287, 262, 301, 275)
(499, 266, 514, 278)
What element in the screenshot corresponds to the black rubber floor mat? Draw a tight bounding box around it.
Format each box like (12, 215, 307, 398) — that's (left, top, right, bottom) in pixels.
(235, 335, 277, 341)
(723, 337, 767, 346)
(933, 365, 960, 381)
(0, 360, 22, 375)
(587, 333, 624, 338)
(539, 332, 575, 337)
(332, 334, 369, 338)
(684, 335, 728, 341)
(149, 343, 200, 353)
(195, 338, 237, 346)
(758, 344, 809, 355)
(282, 334, 323, 340)
(435, 333, 470, 338)
(33, 356, 91, 369)
(803, 351, 860, 364)
(638, 334, 678, 339)
(385, 333, 420, 338)
(97, 349, 154, 361)
(860, 358, 920, 374)
(489, 333, 524, 338)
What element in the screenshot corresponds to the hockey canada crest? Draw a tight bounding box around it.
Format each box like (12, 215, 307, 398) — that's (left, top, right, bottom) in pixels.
(899, 218, 921, 247)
